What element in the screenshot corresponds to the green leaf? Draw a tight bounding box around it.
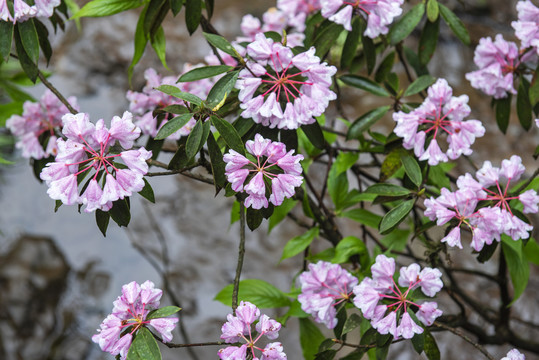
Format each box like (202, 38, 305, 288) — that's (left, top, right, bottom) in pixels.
(401, 153, 422, 188)
(154, 113, 193, 140)
(300, 318, 326, 360)
(502, 235, 530, 305)
(381, 229, 410, 252)
(494, 95, 512, 134)
(206, 70, 239, 110)
(341, 17, 361, 70)
(380, 149, 403, 182)
(18, 20, 40, 63)
(0, 21, 14, 60)
(530, 63, 539, 106)
(427, 0, 439, 22)
(143, 0, 168, 36)
(361, 29, 376, 75)
(418, 17, 440, 66)
(109, 199, 131, 227)
(365, 183, 411, 197)
(280, 227, 319, 261)
(171, 0, 182, 16)
(211, 115, 245, 154)
(268, 199, 297, 233)
(185, 0, 202, 34)
(347, 105, 391, 139)
(203, 32, 238, 58)
(404, 75, 436, 97)
(128, 5, 149, 82)
(524, 238, 539, 265)
(95, 209, 110, 237)
(178, 65, 234, 82)
(185, 120, 203, 160)
(340, 75, 390, 97)
(0, 101, 24, 126)
(411, 331, 425, 354)
(34, 19, 52, 64)
(155, 85, 203, 105)
(146, 306, 181, 320)
(375, 51, 395, 83)
(423, 329, 440, 360)
(438, 3, 470, 45)
(73, 0, 146, 18)
(207, 132, 227, 191)
(517, 77, 532, 131)
(161, 104, 189, 114)
(379, 199, 414, 234)
(342, 313, 362, 336)
(341, 208, 382, 228)
(332, 236, 368, 265)
(314, 22, 344, 58)
(126, 327, 161, 360)
(302, 121, 326, 150)
(150, 26, 168, 69)
(214, 279, 291, 308)
(388, 3, 425, 45)
(14, 27, 38, 82)
(328, 167, 349, 212)
(246, 206, 263, 230)
(139, 179, 155, 203)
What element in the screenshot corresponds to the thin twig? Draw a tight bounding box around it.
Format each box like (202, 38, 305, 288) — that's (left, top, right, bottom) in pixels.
(433, 322, 496, 360)
(232, 202, 246, 314)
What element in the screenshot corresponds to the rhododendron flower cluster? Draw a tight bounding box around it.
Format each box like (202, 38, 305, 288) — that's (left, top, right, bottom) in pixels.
(512, 0, 539, 56)
(6, 89, 78, 160)
(126, 66, 214, 140)
(424, 155, 539, 251)
(465, 35, 523, 99)
(236, 33, 336, 129)
(238, 8, 305, 47)
(320, 0, 404, 37)
(92, 281, 179, 360)
(297, 261, 358, 329)
(393, 78, 485, 165)
(353, 255, 443, 339)
(218, 301, 286, 360)
(0, 0, 60, 22)
(223, 134, 303, 209)
(277, 0, 321, 33)
(40, 111, 152, 212)
(502, 349, 526, 360)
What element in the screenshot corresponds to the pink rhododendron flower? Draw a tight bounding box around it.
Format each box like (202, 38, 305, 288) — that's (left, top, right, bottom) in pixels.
(353, 255, 443, 339)
(320, 0, 404, 37)
(236, 33, 336, 129)
(1, 0, 60, 22)
(218, 301, 286, 360)
(393, 78, 485, 165)
(92, 281, 179, 360)
(6, 89, 79, 159)
(465, 35, 523, 99)
(277, 0, 321, 32)
(297, 261, 358, 329)
(40, 111, 152, 212)
(512, 0, 539, 56)
(502, 349, 526, 360)
(223, 134, 303, 209)
(424, 155, 538, 251)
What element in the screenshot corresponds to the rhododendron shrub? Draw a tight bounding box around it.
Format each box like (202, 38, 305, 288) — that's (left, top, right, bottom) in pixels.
(1, 0, 538, 359)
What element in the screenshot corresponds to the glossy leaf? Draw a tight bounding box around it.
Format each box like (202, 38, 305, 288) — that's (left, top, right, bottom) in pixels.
(0, 21, 13, 60)
(206, 71, 239, 110)
(146, 306, 181, 320)
(388, 3, 425, 45)
(342, 313, 362, 336)
(18, 20, 40, 63)
(206, 132, 227, 190)
(128, 5, 149, 82)
(211, 116, 245, 154)
(143, 0, 168, 36)
(214, 279, 291, 308)
(109, 199, 131, 227)
(126, 327, 161, 360)
(340, 75, 390, 97)
(502, 235, 530, 305)
(73, 0, 146, 18)
(332, 236, 368, 264)
(530, 63, 539, 106)
(95, 209, 110, 237)
(361, 30, 376, 75)
(161, 104, 189, 114)
(14, 27, 38, 83)
(439, 3, 470, 45)
(185, 120, 204, 160)
(419, 17, 440, 66)
(379, 199, 414, 234)
(302, 121, 326, 149)
(494, 95, 512, 134)
(427, 0, 439, 22)
(314, 22, 344, 58)
(178, 65, 233, 82)
(347, 105, 391, 140)
(401, 153, 422, 188)
(185, 0, 202, 34)
(328, 167, 349, 212)
(280, 227, 319, 261)
(517, 77, 532, 130)
(246, 206, 264, 230)
(300, 318, 325, 360)
(155, 85, 203, 105)
(365, 183, 411, 197)
(341, 17, 361, 70)
(139, 178, 155, 203)
(423, 329, 440, 360)
(404, 75, 436, 97)
(150, 26, 168, 69)
(171, 0, 183, 16)
(375, 51, 395, 83)
(203, 32, 238, 58)
(154, 113, 193, 140)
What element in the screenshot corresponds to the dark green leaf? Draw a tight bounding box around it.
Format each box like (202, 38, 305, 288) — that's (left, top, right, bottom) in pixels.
(365, 183, 411, 197)
(205, 0, 214, 19)
(14, 27, 38, 83)
(340, 75, 390, 97)
(73, 0, 146, 18)
(280, 227, 319, 261)
(178, 65, 234, 82)
(171, 0, 183, 16)
(214, 279, 291, 308)
(206, 70, 239, 110)
(361, 30, 376, 75)
(185, 0, 202, 34)
(246, 206, 264, 230)
(211, 115, 245, 155)
(139, 178, 155, 203)
(411, 330, 425, 354)
(347, 105, 391, 140)
(18, 20, 40, 63)
(477, 242, 498, 263)
(0, 101, 24, 126)
(342, 313, 362, 336)
(530, 63, 539, 106)
(314, 22, 344, 58)
(439, 3, 470, 45)
(203, 32, 238, 58)
(109, 199, 131, 227)
(95, 209, 110, 237)
(34, 20, 52, 64)
(341, 17, 361, 70)
(403, 45, 428, 77)
(126, 327, 161, 360)
(314, 349, 337, 360)
(423, 329, 440, 360)
(0, 21, 14, 60)
(375, 52, 395, 83)
(328, 168, 349, 212)
(494, 95, 512, 134)
(318, 339, 336, 353)
(128, 5, 149, 82)
(161, 104, 189, 114)
(206, 132, 227, 190)
(380, 149, 403, 182)
(154, 113, 193, 140)
(300, 318, 326, 360)
(388, 3, 425, 45)
(427, 0, 439, 22)
(302, 121, 326, 149)
(517, 77, 532, 130)
(143, 0, 167, 36)
(502, 235, 530, 304)
(524, 238, 539, 265)
(150, 26, 168, 69)
(401, 153, 422, 188)
(155, 85, 203, 105)
(419, 17, 440, 66)
(333, 236, 368, 264)
(146, 306, 181, 320)
(379, 199, 414, 234)
(404, 75, 436, 97)
(340, 350, 366, 360)
(340, 208, 382, 228)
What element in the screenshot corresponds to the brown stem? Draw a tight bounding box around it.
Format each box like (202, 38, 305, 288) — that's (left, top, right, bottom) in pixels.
(232, 202, 246, 314)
